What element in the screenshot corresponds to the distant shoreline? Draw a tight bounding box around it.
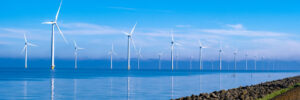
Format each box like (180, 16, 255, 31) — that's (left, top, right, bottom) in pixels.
(174, 75, 300, 100)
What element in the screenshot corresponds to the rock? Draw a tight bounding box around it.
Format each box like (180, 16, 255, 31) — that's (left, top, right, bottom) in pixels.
(174, 75, 300, 100)
(210, 93, 218, 98)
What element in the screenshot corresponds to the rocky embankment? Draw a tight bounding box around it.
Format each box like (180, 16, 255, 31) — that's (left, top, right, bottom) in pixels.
(174, 75, 300, 100)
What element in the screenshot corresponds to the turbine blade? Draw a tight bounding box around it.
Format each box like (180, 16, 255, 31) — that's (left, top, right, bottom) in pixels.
(73, 40, 77, 47)
(42, 22, 53, 24)
(24, 33, 27, 42)
(78, 47, 84, 50)
(198, 40, 203, 47)
(113, 51, 117, 55)
(21, 46, 26, 54)
(122, 31, 130, 36)
(130, 22, 137, 35)
(55, 23, 68, 44)
(171, 30, 174, 42)
(139, 48, 141, 54)
(111, 43, 114, 51)
(130, 38, 136, 50)
(27, 43, 37, 47)
(55, 0, 63, 22)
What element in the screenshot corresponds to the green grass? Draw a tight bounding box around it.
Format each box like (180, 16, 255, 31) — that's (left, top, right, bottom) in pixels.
(257, 83, 300, 100)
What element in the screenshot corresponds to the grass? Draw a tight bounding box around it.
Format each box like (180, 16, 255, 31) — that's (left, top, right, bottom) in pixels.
(257, 83, 300, 100)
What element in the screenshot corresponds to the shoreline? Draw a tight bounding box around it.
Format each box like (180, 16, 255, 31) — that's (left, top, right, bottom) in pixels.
(174, 75, 300, 100)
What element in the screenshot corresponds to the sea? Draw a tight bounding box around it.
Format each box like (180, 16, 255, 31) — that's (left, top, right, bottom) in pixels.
(0, 58, 300, 99)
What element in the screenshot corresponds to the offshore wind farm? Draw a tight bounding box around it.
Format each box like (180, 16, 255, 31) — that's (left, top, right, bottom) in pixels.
(1, 0, 300, 100)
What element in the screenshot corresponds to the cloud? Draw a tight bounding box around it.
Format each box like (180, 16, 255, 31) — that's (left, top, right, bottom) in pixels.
(198, 24, 288, 37)
(0, 28, 28, 34)
(226, 24, 243, 30)
(200, 29, 287, 37)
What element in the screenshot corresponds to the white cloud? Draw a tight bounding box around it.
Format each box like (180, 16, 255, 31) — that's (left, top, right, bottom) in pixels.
(199, 28, 287, 37)
(226, 24, 243, 30)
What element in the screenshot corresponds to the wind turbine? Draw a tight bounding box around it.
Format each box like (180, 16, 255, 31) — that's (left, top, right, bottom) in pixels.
(189, 56, 193, 70)
(73, 41, 84, 69)
(175, 53, 179, 69)
(233, 49, 238, 70)
(245, 52, 248, 70)
(108, 44, 117, 70)
(261, 56, 265, 70)
(158, 53, 163, 70)
(170, 31, 180, 71)
(123, 23, 137, 70)
(254, 55, 257, 70)
(137, 48, 142, 70)
(218, 42, 223, 70)
(42, 0, 68, 70)
(198, 40, 207, 70)
(22, 34, 37, 69)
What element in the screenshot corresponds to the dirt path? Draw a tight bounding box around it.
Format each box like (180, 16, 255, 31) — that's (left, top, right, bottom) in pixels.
(272, 86, 300, 100)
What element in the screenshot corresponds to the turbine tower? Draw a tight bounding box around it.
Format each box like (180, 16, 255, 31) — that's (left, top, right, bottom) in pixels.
(198, 40, 207, 70)
(73, 41, 84, 69)
(219, 42, 223, 70)
(245, 52, 248, 70)
(22, 34, 37, 69)
(233, 49, 238, 70)
(189, 56, 193, 70)
(254, 55, 257, 70)
(108, 44, 117, 70)
(170, 31, 180, 71)
(42, 0, 68, 70)
(123, 23, 137, 70)
(137, 48, 142, 70)
(158, 53, 163, 70)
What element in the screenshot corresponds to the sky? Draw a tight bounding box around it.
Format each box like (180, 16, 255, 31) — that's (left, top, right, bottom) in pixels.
(1, 0, 300, 61)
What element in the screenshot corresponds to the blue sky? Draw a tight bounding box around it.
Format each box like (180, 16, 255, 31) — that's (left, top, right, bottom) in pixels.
(1, 0, 300, 61)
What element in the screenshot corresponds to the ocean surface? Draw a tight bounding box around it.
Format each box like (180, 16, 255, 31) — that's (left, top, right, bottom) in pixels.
(0, 68, 299, 100)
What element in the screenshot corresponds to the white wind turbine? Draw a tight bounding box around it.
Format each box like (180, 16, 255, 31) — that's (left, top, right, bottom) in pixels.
(245, 52, 248, 70)
(170, 31, 180, 71)
(198, 40, 207, 70)
(254, 55, 257, 70)
(233, 49, 238, 70)
(42, 0, 68, 70)
(261, 56, 265, 70)
(73, 41, 84, 69)
(137, 48, 142, 70)
(158, 52, 163, 70)
(123, 23, 137, 70)
(218, 42, 223, 70)
(189, 56, 193, 70)
(22, 34, 37, 69)
(108, 44, 117, 70)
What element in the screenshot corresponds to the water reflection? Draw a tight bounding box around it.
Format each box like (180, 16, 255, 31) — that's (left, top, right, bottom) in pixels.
(73, 79, 77, 100)
(219, 73, 221, 90)
(23, 81, 27, 99)
(171, 76, 174, 99)
(199, 74, 202, 93)
(127, 77, 130, 100)
(51, 78, 54, 100)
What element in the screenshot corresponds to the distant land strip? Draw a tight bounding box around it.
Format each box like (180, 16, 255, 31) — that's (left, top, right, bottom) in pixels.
(173, 75, 300, 100)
